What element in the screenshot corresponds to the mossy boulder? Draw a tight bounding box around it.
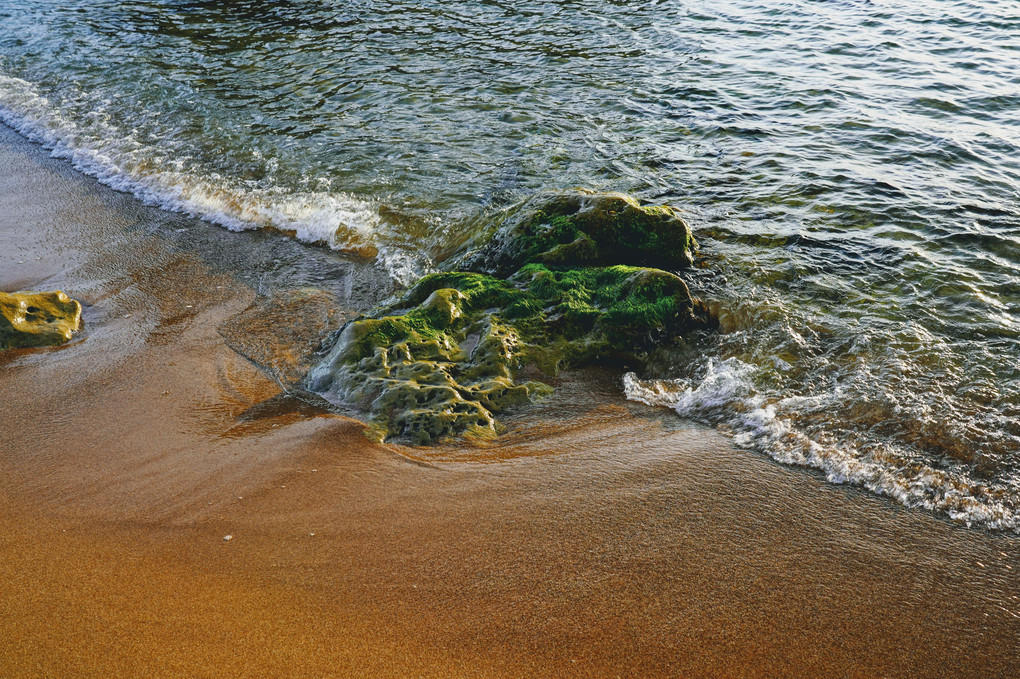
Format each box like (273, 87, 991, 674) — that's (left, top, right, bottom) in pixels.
(463, 189, 697, 277)
(308, 264, 713, 444)
(308, 189, 714, 444)
(0, 290, 82, 350)
(511, 263, 707, 368)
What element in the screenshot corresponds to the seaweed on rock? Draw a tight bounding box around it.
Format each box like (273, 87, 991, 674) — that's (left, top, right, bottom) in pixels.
(306, 190, 715, 444)
(462, 188, 698, 276)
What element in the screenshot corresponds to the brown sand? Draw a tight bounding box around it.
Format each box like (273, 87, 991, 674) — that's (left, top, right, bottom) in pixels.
(1, 123, 1018, 678)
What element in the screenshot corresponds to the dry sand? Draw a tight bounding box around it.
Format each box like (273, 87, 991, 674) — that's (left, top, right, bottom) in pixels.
(1, 123, 1018, 677)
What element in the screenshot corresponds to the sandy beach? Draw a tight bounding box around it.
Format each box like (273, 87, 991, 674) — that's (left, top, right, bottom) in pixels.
(1, 122, 1019, 677)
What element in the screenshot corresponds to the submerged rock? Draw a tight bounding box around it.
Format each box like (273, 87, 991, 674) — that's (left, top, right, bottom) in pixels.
(308, 190, 715, 444)
(219, 287, 353, 387)
(0, 290, 82, 350)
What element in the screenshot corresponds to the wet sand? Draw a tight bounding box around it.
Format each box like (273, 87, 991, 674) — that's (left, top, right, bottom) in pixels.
(1, 122, 1018, 678)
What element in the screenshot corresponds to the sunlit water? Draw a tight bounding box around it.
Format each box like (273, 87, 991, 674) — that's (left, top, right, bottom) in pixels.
(1, 0, 1018, 528)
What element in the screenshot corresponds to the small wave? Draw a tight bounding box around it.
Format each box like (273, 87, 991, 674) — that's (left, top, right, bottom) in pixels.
(0, 71, 419, 283)
(624, 359, 1020, 531)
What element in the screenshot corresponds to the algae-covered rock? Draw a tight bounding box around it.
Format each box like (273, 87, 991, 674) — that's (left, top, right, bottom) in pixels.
(308, 265, 713, 444)
(0, 290, 82, 350)
(463, 189, 697, 277)
(306, 273, 545, 444)
(308, 189, 714, 445)
(510, 263, 709, 370)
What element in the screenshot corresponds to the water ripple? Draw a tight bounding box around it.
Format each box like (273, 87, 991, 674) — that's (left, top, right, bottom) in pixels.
(1, 0, 1019, 526)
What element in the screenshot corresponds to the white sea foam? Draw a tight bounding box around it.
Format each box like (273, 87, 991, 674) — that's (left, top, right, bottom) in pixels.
(624, 359, 1020, 531)
(0, 71, 419, 283)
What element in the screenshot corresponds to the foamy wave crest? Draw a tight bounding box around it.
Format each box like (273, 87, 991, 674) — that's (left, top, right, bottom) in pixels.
(624, 359, 1020, 531)
(0, 71, 418, 282)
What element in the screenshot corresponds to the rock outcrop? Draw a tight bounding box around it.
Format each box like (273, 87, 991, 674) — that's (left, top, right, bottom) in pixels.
(307, 190, 715, 444)
(0, 290, 82, 350)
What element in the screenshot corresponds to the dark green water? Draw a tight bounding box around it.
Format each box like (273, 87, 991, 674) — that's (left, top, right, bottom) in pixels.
(1, 0, 1018, 528)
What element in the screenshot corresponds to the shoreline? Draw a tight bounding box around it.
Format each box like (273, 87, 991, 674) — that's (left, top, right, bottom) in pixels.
(1, 122, 1019, 677)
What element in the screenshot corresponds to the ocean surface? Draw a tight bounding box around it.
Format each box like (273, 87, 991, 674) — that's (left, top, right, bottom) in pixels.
(1, 0, 1018, 529)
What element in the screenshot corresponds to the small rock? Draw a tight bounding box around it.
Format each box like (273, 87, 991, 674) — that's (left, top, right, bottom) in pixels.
(1, 290, 83, 350)
(223, 535, 233, 541)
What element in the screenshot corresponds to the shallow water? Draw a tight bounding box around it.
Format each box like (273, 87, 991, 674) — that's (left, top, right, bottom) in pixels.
(1, 0, 1018, 528)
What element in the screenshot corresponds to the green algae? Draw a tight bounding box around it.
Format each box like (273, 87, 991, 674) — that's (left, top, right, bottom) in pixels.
(308, 266, 713, 444)
(307, 190, 715, 444)
(464, 188, 697, 276)
(0, 290, 82, 350)
(306, 273, 545, 444)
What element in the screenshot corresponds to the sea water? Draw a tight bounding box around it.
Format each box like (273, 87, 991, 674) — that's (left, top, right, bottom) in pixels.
(1, 0, 1017, 528)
